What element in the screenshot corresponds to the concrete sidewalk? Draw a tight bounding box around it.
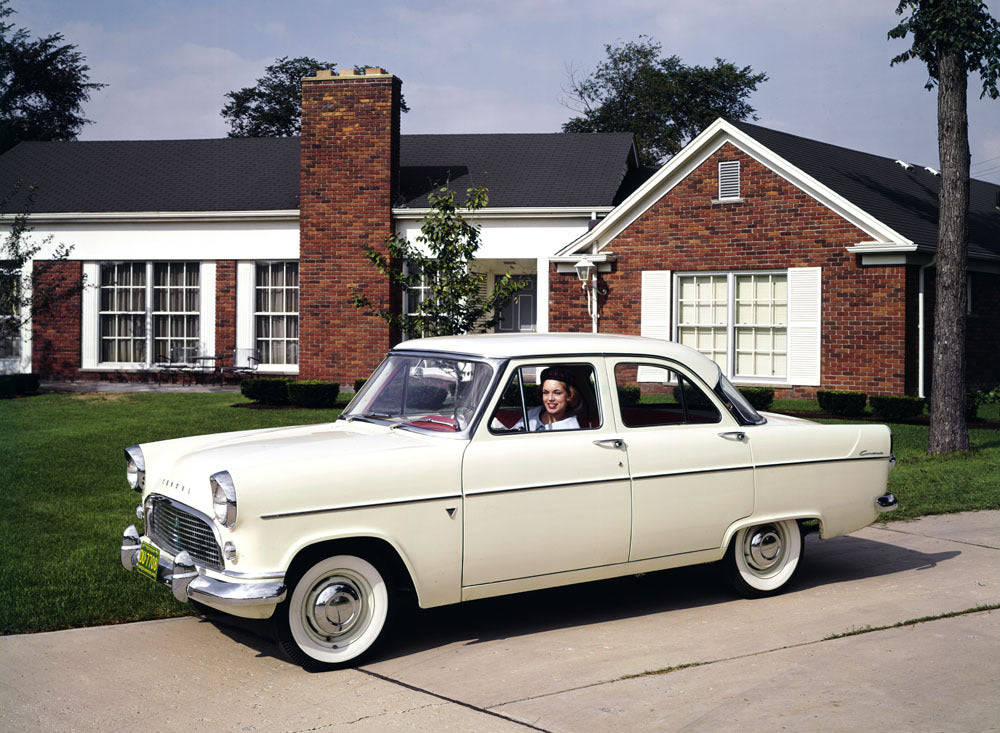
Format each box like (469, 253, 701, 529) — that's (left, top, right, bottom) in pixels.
(2, 512, 998, 732)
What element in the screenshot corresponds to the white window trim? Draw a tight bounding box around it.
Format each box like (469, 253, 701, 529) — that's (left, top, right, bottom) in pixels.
(83, 261, 213, 370)
(235, 260, 299, 374)
(673, 270, 790, 385)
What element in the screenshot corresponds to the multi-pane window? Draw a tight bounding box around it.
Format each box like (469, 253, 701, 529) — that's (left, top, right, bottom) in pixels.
(100, 262, 148, 363)
(734, 274, 787, 378)
(677, 274, 729, 373)
(677, 272, 788, 380)
(153, 262, 200, 363)
(99, 262, 200, 364)
(255, 262, 298, 365)
(0, 263, 19, 359)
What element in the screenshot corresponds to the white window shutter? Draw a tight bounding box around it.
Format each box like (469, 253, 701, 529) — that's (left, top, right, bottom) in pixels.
(718, 161, 740, 199)
(640, 271, 671, 382)
(235, 261, 255, 362)
(787, 267, 821, 386)
(81, 262, 99, 369)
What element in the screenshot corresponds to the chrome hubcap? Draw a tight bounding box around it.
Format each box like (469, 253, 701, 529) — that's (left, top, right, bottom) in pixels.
(745, 526, 783, 572)
(308, 579, 362, 636)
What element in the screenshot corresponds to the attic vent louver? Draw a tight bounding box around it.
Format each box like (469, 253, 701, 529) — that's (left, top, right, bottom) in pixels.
(718, 161, 741, 200)
(895, 160, 913, 170)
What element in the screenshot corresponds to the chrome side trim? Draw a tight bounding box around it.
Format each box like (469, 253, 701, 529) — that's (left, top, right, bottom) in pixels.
(260, 492, 463, 520)
(631, 465, 753, 482)
(464, 476, 627, 498)
(755, 455, 896, 470)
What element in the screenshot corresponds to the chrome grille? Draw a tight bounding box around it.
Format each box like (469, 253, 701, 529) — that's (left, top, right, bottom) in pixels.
(147, 495, 223, 570)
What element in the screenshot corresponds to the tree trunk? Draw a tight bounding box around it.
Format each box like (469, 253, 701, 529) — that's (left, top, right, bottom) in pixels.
(928, 51, 970, 455)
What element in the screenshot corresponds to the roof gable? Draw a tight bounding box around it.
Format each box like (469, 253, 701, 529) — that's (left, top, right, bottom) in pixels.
(564, 119, 1000, 261)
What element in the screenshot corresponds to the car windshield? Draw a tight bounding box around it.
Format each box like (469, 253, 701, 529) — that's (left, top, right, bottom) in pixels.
(341, 354, 495, 433)
(714, 374, 766, 426)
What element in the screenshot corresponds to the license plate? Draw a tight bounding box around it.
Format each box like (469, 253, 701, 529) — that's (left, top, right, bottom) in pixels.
(137, 542, 160, 581)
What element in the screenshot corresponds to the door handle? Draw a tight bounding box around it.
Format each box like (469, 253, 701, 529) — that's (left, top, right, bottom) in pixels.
(593, 438, 627, 450)
(718, 431, 747, 442)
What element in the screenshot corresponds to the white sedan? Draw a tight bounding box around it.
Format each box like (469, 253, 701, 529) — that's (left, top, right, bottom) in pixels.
(120, 333, 896, 669)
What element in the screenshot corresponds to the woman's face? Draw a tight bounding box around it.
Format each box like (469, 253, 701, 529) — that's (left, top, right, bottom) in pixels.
(541, 379, 572, 420)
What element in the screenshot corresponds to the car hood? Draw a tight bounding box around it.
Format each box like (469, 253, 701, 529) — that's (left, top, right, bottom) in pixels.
(140, 421, 467, 522)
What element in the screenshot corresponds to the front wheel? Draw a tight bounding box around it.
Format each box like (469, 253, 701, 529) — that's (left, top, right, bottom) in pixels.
(726, 520, 803, 598)
(273, 554, 390, 669)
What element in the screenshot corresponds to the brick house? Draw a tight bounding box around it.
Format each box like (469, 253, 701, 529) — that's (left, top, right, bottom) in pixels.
(2, 68, 998, 396)
(554, 119, 1000, 397)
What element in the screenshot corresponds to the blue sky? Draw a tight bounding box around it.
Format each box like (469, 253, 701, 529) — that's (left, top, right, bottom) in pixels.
(13, 0, 1000, 182)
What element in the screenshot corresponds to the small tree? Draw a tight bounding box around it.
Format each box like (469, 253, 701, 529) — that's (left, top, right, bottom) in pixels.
(353, 187, 523, 337)
(0, 0, 105, 153)
(222, 56, 407, 138)
(0, 184, 82, 350)
(889, 0, 1000, 455)
(563, 36, 767, 166)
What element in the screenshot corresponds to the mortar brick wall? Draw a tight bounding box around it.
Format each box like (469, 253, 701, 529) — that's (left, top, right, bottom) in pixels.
(550, 143, 913, 397)
(31, 261, 82, 378)
(215, 260, 237, 355)
(299, 71, 401, 384)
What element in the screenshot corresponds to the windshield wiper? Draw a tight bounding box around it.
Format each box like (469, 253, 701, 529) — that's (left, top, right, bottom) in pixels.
(342, 412, 395, 423)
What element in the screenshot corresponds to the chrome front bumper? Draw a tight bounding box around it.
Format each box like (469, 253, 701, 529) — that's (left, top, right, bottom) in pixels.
(120, 525, 286, 609)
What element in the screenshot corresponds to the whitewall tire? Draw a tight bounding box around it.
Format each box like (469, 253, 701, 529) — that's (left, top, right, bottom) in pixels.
(727, 520, 803, 598)
(274, 554, 390, 669)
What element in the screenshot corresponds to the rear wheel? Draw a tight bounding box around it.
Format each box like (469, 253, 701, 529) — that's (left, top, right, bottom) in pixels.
(726, 520, 803, 598)
(273, 554, 390, 669)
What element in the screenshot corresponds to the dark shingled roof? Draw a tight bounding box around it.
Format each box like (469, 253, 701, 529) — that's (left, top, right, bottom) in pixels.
(0, 137, 302, 213)
(731, 120, 1000, 260)
(0, 133, 639, 214)
(398, 133, 638, 208)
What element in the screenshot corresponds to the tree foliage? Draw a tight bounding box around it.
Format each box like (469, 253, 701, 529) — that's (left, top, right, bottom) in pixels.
(563, 36, 767, 166)
(1, 183, 82, 348)
(889, 0, 1000, 97)
(889, 0, 1000, 455)
(353, 187, 523, 338)
(222, 56, 408, 137)
(0, 0, 105, 154)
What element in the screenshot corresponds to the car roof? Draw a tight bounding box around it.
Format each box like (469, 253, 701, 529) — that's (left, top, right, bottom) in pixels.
(392, 333, 722, 388)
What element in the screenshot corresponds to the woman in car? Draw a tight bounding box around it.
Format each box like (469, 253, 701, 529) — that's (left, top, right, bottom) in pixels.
(516, 366, 581, 431)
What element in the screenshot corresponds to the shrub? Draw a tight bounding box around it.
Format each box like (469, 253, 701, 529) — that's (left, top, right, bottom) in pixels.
(287, 380, 340, 409)
(354, 378, 367, 393)
(240, 378, 291, 406)
(738, 386, 774, 411)
(869, 394, 925, 421)
(0, 373, 40, 398)
(617, 385, 641, 406)
(966, 386, 1000, 421)
(816, 390, 868, 417)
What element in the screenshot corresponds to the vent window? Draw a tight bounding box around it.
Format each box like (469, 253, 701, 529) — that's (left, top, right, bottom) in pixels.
(718, 161, 741, 200)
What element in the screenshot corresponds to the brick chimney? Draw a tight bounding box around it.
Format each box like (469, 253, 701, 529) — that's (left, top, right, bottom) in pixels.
(298, 67, 402, 383)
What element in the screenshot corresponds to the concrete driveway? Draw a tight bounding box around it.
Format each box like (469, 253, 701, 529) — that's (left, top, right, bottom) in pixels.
(2, 511, 998, 732)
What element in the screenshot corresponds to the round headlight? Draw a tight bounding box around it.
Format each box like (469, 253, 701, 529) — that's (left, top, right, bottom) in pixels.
(125, 446, 145, 491)
(210, 470, 237, 528)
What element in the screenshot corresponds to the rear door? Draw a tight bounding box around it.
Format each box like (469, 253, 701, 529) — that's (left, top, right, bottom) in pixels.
(608, 359, 755, 560)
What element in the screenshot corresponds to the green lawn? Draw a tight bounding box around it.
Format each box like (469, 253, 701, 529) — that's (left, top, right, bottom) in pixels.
(1, 391, 997, 634)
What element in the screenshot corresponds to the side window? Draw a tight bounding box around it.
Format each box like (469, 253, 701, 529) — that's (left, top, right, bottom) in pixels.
(614, 362, 721, 427)
(490, 363, 601, 433)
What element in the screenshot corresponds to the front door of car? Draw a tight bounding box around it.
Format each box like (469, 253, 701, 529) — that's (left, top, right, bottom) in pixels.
(608, 359, 755, 560)
(461, 359, 631, 587)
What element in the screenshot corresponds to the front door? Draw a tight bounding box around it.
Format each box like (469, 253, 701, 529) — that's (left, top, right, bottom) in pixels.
(497, 276, 536, 332)
(461, 359, 631, 587)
